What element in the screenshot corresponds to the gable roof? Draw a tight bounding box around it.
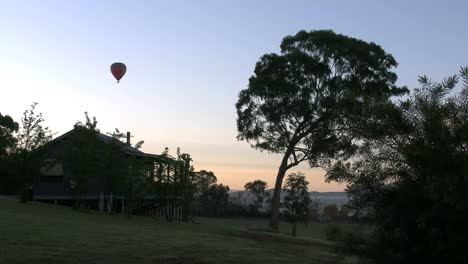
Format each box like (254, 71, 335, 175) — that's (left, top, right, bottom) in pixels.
(40, 128, 171, 162)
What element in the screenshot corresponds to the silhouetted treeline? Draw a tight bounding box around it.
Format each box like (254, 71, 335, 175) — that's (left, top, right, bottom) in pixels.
(0, 103, 53, 200)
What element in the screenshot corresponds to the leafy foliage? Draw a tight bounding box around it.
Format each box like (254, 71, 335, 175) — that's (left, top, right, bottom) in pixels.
(0, 113, 18, 156)
(322, 204, 339, 222)
(15, 103, 53, 201)
(1, 104, 54, 197)
(282, 172, 311, 236)
(64, 112, 103, 207)
(0, 113, 19, 194)
(195, 170, 217, 194)
(244, 179, 268, 212)
(16, 103, 53, 152)
(326, 66, 468, 263)
(150, 147, 218, 221)
(174, 148, 197, 221)
(102, 129, 132, 195)
(200, 183, 230, 216)
(236, 29, 408, 229)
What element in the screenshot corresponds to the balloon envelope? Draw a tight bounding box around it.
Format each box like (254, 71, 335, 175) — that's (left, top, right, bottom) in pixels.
(110, 62, 126, 83)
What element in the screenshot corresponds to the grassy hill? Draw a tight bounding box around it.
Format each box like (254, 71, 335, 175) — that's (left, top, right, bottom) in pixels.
(0, 198, 347, 264)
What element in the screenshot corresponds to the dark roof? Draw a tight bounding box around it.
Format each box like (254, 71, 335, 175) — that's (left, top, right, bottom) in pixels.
(41, 128, 171, 162)
(95, 132, 143, 155)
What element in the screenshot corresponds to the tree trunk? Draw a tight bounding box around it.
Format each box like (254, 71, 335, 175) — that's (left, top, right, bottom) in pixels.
(269, 155, 290, 230)
(292, 222, 297, 237)
(19, 155, 30, 203)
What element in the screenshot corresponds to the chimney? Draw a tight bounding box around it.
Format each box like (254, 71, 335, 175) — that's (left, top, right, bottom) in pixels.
(126, 132, 131, 145)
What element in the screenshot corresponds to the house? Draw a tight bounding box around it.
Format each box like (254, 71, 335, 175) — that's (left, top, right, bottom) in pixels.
(33, 127, 173, 211)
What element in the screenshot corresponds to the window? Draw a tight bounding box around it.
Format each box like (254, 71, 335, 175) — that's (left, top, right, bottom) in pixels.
(40, 175, 63, 183)
(40, 159, 64, 183)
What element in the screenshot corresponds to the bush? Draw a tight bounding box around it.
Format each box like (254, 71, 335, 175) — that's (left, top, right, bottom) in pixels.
(325, 224, 343, 241)
(335, 231, 367, 257)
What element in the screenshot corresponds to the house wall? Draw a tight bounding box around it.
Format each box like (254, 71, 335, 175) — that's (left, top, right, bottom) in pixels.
(33, 133, 108, 200)
(32, 129, 167, 202)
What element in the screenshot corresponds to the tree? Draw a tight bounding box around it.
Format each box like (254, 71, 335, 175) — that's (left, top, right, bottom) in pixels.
(151, 147, 215, 221)
(194, 170, 217, 194)
(16, 103, 53, 152)
(174, 148, 197, 221)
(102, 128, 131, 197)
(125, 151, 149, 217)
(236, 30, 407, 229)
(0, 113, 19, 194)
(200, 183, 230, 216)
(322, 204, 339, 222)
(244, 179, 268, 213)
(326, 67, 468, 263)
(64, 112, 102, 208)
(338, 205, 351, 222)
(15, 103, 53, 201)
(0, 113, 18, 156)
(192, 170, 217, 216)
(106, 128, 147, 216)
(283, 172, 311, 237)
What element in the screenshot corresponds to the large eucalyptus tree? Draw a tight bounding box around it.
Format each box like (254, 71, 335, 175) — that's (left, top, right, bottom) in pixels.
(236, 30, 407, 229)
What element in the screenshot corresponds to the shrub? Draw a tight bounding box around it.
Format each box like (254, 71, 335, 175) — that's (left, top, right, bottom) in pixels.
(325, 224, 343, 241)
(335, 231, 367, 257)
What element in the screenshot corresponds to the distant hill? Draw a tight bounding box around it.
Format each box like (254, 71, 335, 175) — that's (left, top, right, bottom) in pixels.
(229, 189, 349, 210)
(310, 191, 347, 197)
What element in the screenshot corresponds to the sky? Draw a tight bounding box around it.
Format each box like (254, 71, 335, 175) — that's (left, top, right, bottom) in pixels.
(1, 0, 467, 191)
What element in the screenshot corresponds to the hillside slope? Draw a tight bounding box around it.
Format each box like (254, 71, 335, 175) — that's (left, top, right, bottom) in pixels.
(0, 198, 341, 264)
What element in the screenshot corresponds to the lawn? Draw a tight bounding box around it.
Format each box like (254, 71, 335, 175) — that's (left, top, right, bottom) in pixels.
(0, 197, 348, 264)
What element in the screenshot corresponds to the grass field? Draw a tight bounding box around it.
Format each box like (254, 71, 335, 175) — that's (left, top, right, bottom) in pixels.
(0, 197, 350, 264)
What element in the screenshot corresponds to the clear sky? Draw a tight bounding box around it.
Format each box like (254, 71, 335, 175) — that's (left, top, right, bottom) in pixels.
(1, 0, 467, 191)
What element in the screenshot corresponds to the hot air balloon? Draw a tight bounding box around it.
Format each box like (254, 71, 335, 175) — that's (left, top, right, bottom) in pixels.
(110, 62, 126, 83)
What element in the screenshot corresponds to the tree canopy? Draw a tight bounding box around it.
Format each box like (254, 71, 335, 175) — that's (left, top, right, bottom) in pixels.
(0, 113, 18, 157)
(236, 29, 408, 229)
(244, 179, 268, 212)
(16, 103, 53, 153)
(282, 172, 311, 237)
(327, 66, 468, 263)
(0, 113, 19, 194)
(200, 183, 230, 216)
(195, 170, 217, 194)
